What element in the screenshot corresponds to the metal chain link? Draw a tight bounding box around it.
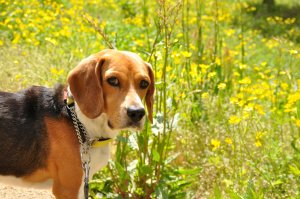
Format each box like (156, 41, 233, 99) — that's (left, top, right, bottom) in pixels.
(67, 104, 91, 199)
(69, 106, 85, 145)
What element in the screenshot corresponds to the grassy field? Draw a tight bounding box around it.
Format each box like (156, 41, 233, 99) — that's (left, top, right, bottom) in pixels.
(1, 0, 300, 198)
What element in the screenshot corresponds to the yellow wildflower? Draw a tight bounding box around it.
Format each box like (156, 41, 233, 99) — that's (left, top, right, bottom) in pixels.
(45, 37, 57, 45)
(225, 138, 233, 145)
(208, 72, 216, 79)
(15, 74, 22, 80)
(225, 28, 235, 37)
(295, 119, 300, 127)
(284, 18, 296, 25)
(289, 50, 298, 55)
(50, 68, 64, 76)
(255, 140, 262, 147)
(239, 63, 247, 69)
(199, 64, 210, 74)
(218, 83, 226, 90)
(239, 77, 251, 85)
(261, 62, 267, 67)
(12, 33, 21, 44)
(166, 65, 172, 72)
(211, 139, 221, 151)
(182, 51, 192, 58)
(215, 57, 221, 65)
(280, 83, 289, 90)
(279, 71, 286, 75)
(201, 92, 209, 99)
(230, 97, 239, 104)
(255, 104, 265, 115)
(228, 115, 241, 125)
(255, 131, 265, 147)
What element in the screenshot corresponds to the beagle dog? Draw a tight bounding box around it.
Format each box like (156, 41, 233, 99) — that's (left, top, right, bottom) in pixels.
(0, 49, 155, 199)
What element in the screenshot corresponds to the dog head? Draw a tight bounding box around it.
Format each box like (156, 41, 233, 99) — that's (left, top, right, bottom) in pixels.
(67, 50, 154, 134)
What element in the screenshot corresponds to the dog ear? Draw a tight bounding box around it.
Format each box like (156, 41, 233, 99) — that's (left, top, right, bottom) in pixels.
(67, 57, 105, 119)
(145, 62, 155, 123)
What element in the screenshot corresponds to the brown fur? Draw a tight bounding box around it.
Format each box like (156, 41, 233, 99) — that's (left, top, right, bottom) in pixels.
(45, 117, 83, 199)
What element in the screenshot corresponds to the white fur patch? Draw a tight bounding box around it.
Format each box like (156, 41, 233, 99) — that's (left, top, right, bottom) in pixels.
(75, 104, 119, 139)
(75, 104, 119, 198)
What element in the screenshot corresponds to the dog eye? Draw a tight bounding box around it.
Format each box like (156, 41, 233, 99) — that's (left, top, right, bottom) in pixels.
(107, 77, 120, 87)
(140, 80, 149, 89)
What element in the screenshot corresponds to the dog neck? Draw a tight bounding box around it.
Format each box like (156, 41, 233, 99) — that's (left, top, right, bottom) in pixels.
(66, 87, 119, 140)
(74, 105, 119, 140)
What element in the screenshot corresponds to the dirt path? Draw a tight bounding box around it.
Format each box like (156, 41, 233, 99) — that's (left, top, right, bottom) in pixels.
(0, 183, 54, 199)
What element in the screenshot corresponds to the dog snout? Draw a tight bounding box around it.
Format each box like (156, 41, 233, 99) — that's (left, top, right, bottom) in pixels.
(127, 106, 145, 123)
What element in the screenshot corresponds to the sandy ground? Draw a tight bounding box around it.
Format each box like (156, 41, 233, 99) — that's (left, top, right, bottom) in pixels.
(0, 183, 54, 199)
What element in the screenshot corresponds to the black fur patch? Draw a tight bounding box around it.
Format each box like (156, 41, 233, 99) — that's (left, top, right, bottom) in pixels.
(0, 84, 67, 177)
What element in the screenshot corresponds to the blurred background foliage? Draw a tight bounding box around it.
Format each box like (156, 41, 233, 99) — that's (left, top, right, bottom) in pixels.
(1, 0, 300, 198)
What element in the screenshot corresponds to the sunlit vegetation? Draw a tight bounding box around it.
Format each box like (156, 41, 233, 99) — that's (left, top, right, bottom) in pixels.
(1, 0, 300, 198)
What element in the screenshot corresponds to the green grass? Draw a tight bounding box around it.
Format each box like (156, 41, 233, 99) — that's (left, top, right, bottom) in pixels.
(1, 0, 300, 198)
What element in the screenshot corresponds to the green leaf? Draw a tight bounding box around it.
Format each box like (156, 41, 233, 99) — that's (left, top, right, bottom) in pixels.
(139, 165, 152, 176)
(226, 189, 243, 199)
(271, 179, 283, 186)
(245, 178, 256, 199)
(155, 184, 168, 199)
(152, 149, 161, 162)
(289, 164, 300, 176)
(177, 167, 202, 175)
(214, 185, 222, 199)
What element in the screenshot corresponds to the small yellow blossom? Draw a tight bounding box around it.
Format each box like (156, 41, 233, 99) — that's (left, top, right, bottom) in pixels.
(255, 104, 265, 115)
(225, 28, 235, 37)
(12, 33, 21, 44)
(295, 119, 300, 127)
(208, 72, 216, 79)
(45, 37, 57, 45)
(15, 74, 22, 80)
(199, 64, 210, 74)
(50, 68, 64, 76)
(215, 57, 221, 65)
(255, 131, 264, 140)
(279, 71, 286, 75)
(281, 83, 289, 90)
(239, 63, 247, 69)
(239, 77, 251, 85)
(261, 62, 267, 67)
(166, 65, 172, 72)
(218, 83, 226, 90)
(201, 92, 209, 99)
(234, 72, 240, 77)
(225, 138, 233, 145)
(289, 50, 298, 55)
(211, 139, 221, 151)
(255, 140, 262, 147)
(284, 18, 296, 24)
(242, 111, 250, 119)
(244, 103, 254, 112)
(255, 131, 265, 147)
(230, 97, 239, 104)
(228, 115, 241, 125)
(182, 51, 192, 58)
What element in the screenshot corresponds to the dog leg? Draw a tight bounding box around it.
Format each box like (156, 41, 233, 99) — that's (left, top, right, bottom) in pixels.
(51, 164, 82, 199)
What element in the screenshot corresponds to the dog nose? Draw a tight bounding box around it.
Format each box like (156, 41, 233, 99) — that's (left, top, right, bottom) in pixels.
(127, 107, 145, 123)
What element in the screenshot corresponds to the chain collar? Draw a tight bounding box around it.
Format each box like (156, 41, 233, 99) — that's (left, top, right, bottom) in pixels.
(65, 88, 113, 148)
(65, 87, 113, 199)
(66, 99, 91, 199)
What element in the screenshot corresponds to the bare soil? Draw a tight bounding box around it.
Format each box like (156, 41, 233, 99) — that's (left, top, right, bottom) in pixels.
(0, 183, 54, 199)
